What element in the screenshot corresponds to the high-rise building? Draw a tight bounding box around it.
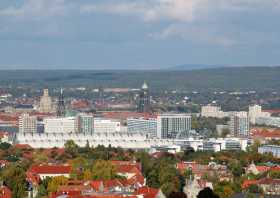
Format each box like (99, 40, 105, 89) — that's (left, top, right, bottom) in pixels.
(39, 88, 53, 113)
(248, 104, 271, 124)
(57, 89, 66, 117)
(229, 112, 249, 137)
(137, 81, 150, 113)
(44, 117, 75, 134)
(127, 117, 157, 138)
(127, 114, 192, 139)
(76, 114, 94, 134)
(19, 114, 37, 133)
(157, 114, 192, 138)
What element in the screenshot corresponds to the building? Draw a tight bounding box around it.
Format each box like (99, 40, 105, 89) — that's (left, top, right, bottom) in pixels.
(201, 105, 226, 118)
(28, 164, 71, 180)
(127, 117, 157, 138)
(19, 114, 37, 133)
(248, 104, 271, 124)
(127, 114, 191, 139)
(94, 118, 121, 133)
(44, 117, 75, 134)
(56, 89, 66, 117)
(75, 114, 94, 134)
(229, 112, 249, 137)
(39, 89, 53, 113)
(258, 145, 280, 158)
(137, 81, 150, 113)
(157, 114, 192, 139)
(256, 116, 280, 128)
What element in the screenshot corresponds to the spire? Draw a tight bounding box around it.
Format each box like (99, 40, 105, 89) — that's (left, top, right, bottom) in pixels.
(57, 88, 66, 117)
(142, 81, 148, 90)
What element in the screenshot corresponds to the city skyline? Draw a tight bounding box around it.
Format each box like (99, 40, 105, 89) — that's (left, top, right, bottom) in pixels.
(1, 1, 280, 69)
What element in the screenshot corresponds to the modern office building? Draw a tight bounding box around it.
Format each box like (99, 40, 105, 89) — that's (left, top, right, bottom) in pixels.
(44, 117, 75, 134)
(19, 114, 37, 133)
(258, 145, 280, 158)
(127, 114, 191, 139)
(137, 81, 150, 113)
(57, 89, 66, 117)
(93, 118, 121, 133)
(256, 116, 280, 128)
(39, 89, 53, 113)
(248, 104, 271, 124)
(127, 117, 157, 138)
(76, 114, 94, 134)
(157, 114, 192, 138)
(229, 112, 250, 137)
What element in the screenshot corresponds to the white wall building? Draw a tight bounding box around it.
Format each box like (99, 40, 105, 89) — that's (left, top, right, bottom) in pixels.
(19, 114, 37, 133)
(44, 117, 75, 134)
(248, 105, 271, 124)
(127, 114, 191, 139)
(256, 116, 280, 128)
(201, 105, 226, 118)
(127, 117, 157, 138)
(94, 118, 121, 133)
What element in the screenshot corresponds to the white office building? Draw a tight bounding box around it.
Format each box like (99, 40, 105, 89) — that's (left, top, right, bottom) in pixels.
(19, 114, 37, 133)
(94, 118, 121, 133)
(248, 105, 271, 124)
(256, 116, 280, 128)
(127, 117, 157, 138)
(229, 112, 250, 137)
(258, 145, 280, 158)
(44, 117, 75, 134)
(127, 114, 191, 139)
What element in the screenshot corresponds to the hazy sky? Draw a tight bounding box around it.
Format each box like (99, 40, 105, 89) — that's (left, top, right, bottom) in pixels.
(0, 0, 280, 69)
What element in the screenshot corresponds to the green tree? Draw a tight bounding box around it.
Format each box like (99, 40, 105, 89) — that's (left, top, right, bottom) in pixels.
(70, 157, 89, 179)
(47, 176, 68, 193)
(2, 164, 27, 198)
(91, 160, 117, 180)
(64, 140, 79, 157)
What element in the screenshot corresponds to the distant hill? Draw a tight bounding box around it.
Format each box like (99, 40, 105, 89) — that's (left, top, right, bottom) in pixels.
(0, 66, 280, 92)
(167, 64, 229, 70)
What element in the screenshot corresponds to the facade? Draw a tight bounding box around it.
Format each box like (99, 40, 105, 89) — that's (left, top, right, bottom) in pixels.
(137, 81, 150, 113)
(258, 145, 280, 158)
(127, 117, 157, 138)
(39, 89, 53, 113)
(94, 118, 121, 133)
(157, 114, 192, 139)
(256, 116, 280, 127)
(127, 114, 191, 139)
(44, 117, 75, 134)
(19, 114, 37, 133)
(76, 114, 94, 134)
(56, 89, 66, 117)
(248, 104, 271, 124)
(201, 105, 226, 118)
(229, 112, 249, 137)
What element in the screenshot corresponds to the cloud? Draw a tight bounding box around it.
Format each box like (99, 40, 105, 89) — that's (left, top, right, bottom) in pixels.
(0, 0, 71, 19)
(150, 24, 236, 46)
(80, 0, 204, 22)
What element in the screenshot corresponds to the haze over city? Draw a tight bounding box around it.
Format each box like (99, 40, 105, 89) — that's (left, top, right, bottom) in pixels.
(1, 0, 280, 69)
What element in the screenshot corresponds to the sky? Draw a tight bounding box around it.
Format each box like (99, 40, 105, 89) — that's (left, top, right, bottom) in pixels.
(0, 0, 280, 69)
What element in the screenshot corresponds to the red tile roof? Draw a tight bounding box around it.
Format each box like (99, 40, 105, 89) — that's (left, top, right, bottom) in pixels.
(29, 164, 71, 174)
(133, 186, 160, 198)
(0, 186, 12, 198)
